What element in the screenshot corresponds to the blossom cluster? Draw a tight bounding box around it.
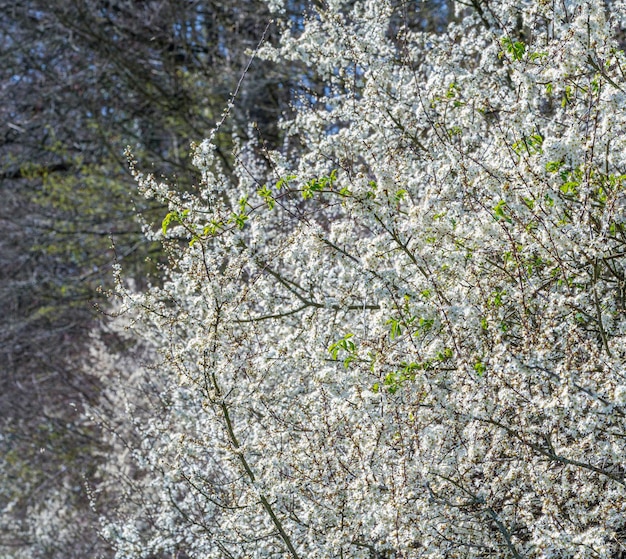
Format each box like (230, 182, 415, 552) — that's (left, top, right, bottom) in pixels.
(97, 1, 626, 558)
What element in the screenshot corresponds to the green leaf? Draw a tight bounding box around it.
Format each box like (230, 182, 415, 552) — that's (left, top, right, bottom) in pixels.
(493, 199, 512, 223)
(446, 82, 459, 98)
(328, 333, 356, 363)
(162, 209, 188, 235)
(474, 361, 486, 376)
(276, 175, 297, 190)
(546, 161, 564, 173)
(395, 189, 407, 202)
(257, 184, 276, 210)
(529, 50, 547, 62)
(386, 317, 402, 340)
(561, 85, 573, 108)
(560, 181, 579, 196)
(489, 290, 505, 308)
(501, 37, 526, 61)
(161, 212, 176, 235)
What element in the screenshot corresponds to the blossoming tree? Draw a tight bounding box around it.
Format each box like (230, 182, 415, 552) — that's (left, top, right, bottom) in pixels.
(99, 1, 626, 557)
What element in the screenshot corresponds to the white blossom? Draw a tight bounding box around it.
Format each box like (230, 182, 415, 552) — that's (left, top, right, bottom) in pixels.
(93, 1, 626, 558)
